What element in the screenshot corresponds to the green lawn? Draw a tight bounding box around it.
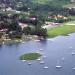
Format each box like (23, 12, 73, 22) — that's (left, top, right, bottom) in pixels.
(31, 0, 69, 4)
(63, 3, 75, 8)
(47, 22, 75, 38)
(68, 16, 75, 21)
(32, 0, 52, 4)
(20, 53, 41, 60)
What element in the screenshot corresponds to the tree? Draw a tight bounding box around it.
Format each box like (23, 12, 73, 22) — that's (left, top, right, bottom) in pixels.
(8, 20, 21, 31)
(69, 8, 75, 15)
(35, 28, 47, 39)
(23, 26, 31, 35)
(8, 31, 22, 39)
(17, 5, 28, 11)
(0, 32, 3, 38)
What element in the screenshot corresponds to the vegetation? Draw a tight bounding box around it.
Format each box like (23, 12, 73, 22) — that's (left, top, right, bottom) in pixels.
(64, 3, 75, 8)
(0, 0, 75, 43)
(47, 22, 75, 38)
(33, 28, 47, 39)
(23, 26, 31, 35)
(20, 53, 41, 60)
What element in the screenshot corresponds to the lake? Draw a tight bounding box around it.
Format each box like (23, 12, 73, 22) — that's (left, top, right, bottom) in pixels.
(0, 33, 75, 75)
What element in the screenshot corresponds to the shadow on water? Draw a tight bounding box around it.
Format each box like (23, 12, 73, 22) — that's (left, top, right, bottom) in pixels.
(5, 42, 21, 46)
(0, 45, 3, 52)
(0, 45, 2, 48)
(39, 39, 47, 45)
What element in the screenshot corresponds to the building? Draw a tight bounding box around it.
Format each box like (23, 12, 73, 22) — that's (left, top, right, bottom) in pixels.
(19, 23, 28, 30)
(71, 0, 75, 2)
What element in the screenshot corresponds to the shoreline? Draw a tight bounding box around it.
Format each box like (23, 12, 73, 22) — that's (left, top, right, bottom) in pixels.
(0, 32, 75, 46)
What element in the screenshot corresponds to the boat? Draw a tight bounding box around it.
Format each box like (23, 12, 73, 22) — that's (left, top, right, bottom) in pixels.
(3, 42, 5, 45)
(56, 60, 62, 69)
(72, 52, 75, 55)
(43, 55, 47, 58)
(39, 49, 43, 51)
(72, 67, 75, 70)
(36, 51, 40, 53)
(56, 66, 62, 69)
(21, 60, 26, 62)
(28, 63, 32, 65)
(43, 66, 48, 69)
(22, 42, 25, 44)
(35, 40, 40, 42)
(39, 61, 45, 64)
(37, 58, 41, 61)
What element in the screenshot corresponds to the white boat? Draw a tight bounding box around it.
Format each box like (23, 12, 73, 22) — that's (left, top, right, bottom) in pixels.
(39, 61, 45, 64)
(72, 67, 75, 70)
(47, 39, 54, 41)
(39, 49, 43, 51)
(43, 55, 47, 58)
(43, 66, 48, 69)
(56, 66, 62, 69)
(35, 40, 40, 42)
(22, 42, 25, 44)
(72, 52, 75, 55)
(56, 60, 62, 69)
(28, 63, 32, 65)
(21, 60, 26, 62)
(3, 42, 5, 45)
(36, 51, 40, 53)
(37, 58, 41, 61)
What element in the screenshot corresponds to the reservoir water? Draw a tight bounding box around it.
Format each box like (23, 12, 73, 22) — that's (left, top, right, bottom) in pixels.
(0, 33, 75, 75)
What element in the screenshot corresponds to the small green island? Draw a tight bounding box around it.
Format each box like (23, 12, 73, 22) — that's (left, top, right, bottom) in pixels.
(20, 53, 41, 60)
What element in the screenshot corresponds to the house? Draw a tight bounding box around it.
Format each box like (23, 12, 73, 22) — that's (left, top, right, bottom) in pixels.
(0, 29, 8, 33)
(71, 0, 75, 2)
(0, 29, 9, 40)
(42, 22, 60, 29)
(6, 7, 12, 11)
(30, 17, 36, 21)
(0, 3, 5, 8)
(19, 23, 28, 30)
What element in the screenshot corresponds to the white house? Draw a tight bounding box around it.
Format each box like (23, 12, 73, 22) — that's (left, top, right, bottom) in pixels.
(19, 23, 28, 30)
(71, 0, 75, 2)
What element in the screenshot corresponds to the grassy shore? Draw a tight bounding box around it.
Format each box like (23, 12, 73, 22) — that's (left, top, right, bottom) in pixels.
(20, 53, 41, 60)
(47, 21, 75, 38)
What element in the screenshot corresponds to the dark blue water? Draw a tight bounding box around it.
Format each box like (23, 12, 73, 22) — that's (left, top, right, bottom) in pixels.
(0, 33, 75, 75)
